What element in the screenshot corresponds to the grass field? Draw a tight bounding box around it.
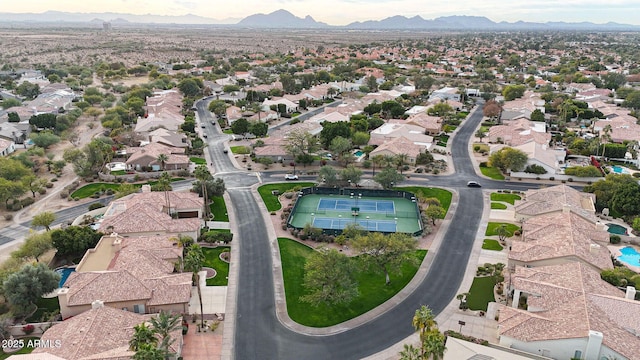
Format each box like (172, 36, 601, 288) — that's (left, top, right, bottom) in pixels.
(223, 129, 233, 134)
(210, 195, 229, 222)
(396, 186, 452, 215)
(110, 170, 126, 175)
(485, 222, 520, 237)
(203, 246, 230, 286)
(466, 276, 496, 311)
(490, 193, 521, 205)
(230, 146, 251, 154)
(480, 166, 505, 180)
(190, 157, 206, 165)
(482, 239, 504, 251)
(278, 238, 426, 327)
(257, 183, 315, 211)
(491, 202, 507, 210)
(25, 296, 60, 323)
(71, 178, 185, 199)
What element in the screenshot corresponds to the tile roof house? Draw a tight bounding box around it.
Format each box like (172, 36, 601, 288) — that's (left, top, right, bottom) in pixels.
(59, 234, 191, 319)
(369, 123, 433, 148)
(487, 119, 549, 147)
(135, 89, 184, 134)
(31, 302, 182, 360)
(147, 128, 189, 148)
(510, 142, 567, 176)
(125, 142, 189, 171)
(509, 210, 612, 271)
(498, 263, 640, 360)
(402, 112, 442, 135)
(0, 138, 15, 157)
(368, 136, 423, 163)
(98, 189, 202, 238)
(514, 184, 597, 222)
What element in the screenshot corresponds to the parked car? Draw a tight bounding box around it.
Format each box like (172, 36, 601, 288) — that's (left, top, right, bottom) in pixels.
(223, 149, 228, 154)
(467, 181, 481, 188)
(285, 174, 299, 180)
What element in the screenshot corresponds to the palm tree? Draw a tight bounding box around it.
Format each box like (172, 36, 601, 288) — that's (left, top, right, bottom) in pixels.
(601, 124, 612, 158)
(133, 343, 168, 360)
(423, 331, 446, 360)
(395, 153, 409, 174)
(327, 87, 337, 99)
(371, 155, 385, 176)
(475, 129, 487, 143)
(398, 344, 421, 360)
(129, 323, 157, 351)
(194, 165, 212, 219)
(382, 154, 395, 169)
(149, 311, 181, 352)
(156, 154, 168, 171)
(183, 244, 205, 329)
(412, 305, 437, 357)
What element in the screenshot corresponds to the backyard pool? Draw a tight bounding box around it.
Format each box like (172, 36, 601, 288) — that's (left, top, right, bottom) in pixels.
(354, 150, 364, 157)
(607, 223, 628, 235)
(55, 267, 76, 287)
(618, 246, 640, 267)
(611, 165, 630, 174)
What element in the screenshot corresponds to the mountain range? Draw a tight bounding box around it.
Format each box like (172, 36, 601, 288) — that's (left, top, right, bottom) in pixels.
(0, 9, 638, 31)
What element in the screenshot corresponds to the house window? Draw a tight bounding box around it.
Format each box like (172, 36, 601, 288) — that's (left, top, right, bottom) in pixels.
(122, 307, 128, 311)
(133, 304, 145, 314)
(573, 350, 582, 359)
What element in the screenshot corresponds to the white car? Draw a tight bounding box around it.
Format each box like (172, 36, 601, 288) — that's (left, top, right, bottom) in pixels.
(285, 174, 299, 180)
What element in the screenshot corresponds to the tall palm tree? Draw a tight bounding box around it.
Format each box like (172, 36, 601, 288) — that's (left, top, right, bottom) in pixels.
(398, 344, 421, 360)
(395, 153, 409, 174)
(132, 343, 168, 360)
(156, 153, 168, 171)
(194, 165, 212, 219)
(371, 155, 385, 176)
(601, 124, 612, 158)
(129, 323, 157, 351)
(183, 244, 205, 329)
(382, 154, 395, 169)
(412, 305, 437, 357)
(149, 311, 181, 352)
(422, 331, 446, 360)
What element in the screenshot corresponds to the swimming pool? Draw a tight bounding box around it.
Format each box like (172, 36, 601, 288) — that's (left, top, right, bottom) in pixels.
(354, 150, 364, 157)
(55, 267, 76, 287)
(618, 246, 640, 267)
(611, 165, 629, 174)
(607, 223, 628, 235)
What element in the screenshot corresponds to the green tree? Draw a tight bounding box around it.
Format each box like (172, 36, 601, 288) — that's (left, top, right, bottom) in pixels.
(15, 81, 40, 99)
(330, 136, 353, 165)
(29, 113, 57, 129)
(0, 178, 26, 209)
(284, 130, 320, 160)
(31, 211, 56, 231)
(530, 109, 545, 122)
(151, 172, 172, 192)
(624, 91, 640, 110)
(366, 75, 378, 92)
(116, 183, 139, 198)
(192, 177, 225, 201)
(183, 244, 205, 328)
(423, 330, 446, 360)
(129, 323, 157, 351)
(425, 205, 446, 226)
(22, 174, 48, 198)
(374, 167, 404, 189)
(320, 121, 351, 148)
(488, 147, 528, 173)
(51, 226, 102, 257)
(3, 263, 60, 314)
(427, 102, 454, 117)
(255, 157, 274, 169)
(149, 311, 181, 352)
(611, 182, 640, 216)
(300, 248, 358, 306)
(208, 100, 229, 119)
(0, 98, 21, 109)
(340, 165, 363, 185)
(85, 107, 102, 121)
(502, 84, 526, 101)
(11, 231, 52, 262)
(177, 78, 203, 97)
(475, 129, 486, 143)
(395, 154, 410, 173)
(371, 154, 386, 175)
(231, 118, 249, 134)
(412, 305, 437, 357)
(194, 165, 213, 218)
(318, 166, 339, 187)
(351, 232, 417, 285)
(156, 154, 168, 171)
(7, 112, 20, 122)
(133, 343, 168, 360)
(248, 121, 268, 137)
(399, 344, 421, 360)
(584, 174, 638, 213)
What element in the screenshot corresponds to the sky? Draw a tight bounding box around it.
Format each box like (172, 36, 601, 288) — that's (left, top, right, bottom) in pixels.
(3, 0, 640, 25)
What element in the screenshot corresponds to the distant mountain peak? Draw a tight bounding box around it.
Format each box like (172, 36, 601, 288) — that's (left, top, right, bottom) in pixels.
(237, 9, 327, 28)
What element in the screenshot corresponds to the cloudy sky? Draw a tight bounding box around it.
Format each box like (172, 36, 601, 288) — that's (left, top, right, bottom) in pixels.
(4, 0, 640, 25)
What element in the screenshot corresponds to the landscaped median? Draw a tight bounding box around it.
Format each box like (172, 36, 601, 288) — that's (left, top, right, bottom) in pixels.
(202, 246, 230, 286)
(278, 238, 426, 327)
(257, 182, 315, 212)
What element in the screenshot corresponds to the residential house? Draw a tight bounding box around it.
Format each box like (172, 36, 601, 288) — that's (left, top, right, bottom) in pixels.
(514, 184, 597, 222)
(98, 188, 202, 238)
(487, 119, 549, 146)
(369, 123, 433, 148)
(125, 142, 189, 171)
(369, 136, 423, 164)
(444, 337, 552, 360)
(307, 110, 349, 124)
(147, 127, 189, 148)
(512, 142, 566, 175)
(566, 82, 597, 94)
(29, 302, 182, 359)
(225, 105, 243, 124)
(509, 210, 611, 271)
(0, 121, 29, 144)
(404, 112, 442, 135)
(0, 138, 15, 156)
(500, 91, 545, 122)
(59, 233, 192, 319)
(429, 87, 461, 102)
(498, 263, 640, 360)
(262, 98, 298, 113)
(246, 110, 279, 123)
(593, 114, 640, 144)
(135, 89, 184, 134)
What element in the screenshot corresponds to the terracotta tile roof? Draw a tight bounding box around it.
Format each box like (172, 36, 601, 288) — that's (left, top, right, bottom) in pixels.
(488, 119, 550, 147)
(510, 212, 612, 270)
(369, 136, 423, 159)
(65, 271, 151, 306)
(514, 184, 597, 220)
(499, 263, 640, 359)
(33, 306, 146, 360)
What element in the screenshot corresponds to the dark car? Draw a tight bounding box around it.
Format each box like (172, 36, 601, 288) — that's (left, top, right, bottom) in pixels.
(467, 181, 481, 188)
(223, 149, 228, 154)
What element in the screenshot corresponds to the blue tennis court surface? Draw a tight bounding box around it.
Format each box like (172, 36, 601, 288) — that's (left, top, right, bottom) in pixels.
(312, 217, 397, 232)
(317, 198, 395, 213)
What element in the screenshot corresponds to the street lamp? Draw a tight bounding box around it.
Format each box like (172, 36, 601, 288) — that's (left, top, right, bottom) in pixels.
(311, 213, 315, 226)
(366, 216, 370, 231)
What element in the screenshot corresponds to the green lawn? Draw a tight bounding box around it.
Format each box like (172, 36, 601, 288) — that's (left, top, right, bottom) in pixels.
(70, 183, 122, 199)
(203, 246, 230, 286)
(257, 183, 315, 211)
(466, 276, 496, 311)
(491, 202, 507, 210)
(473, 143, 489, 152)
(0, 337, 39, 359)
(223, 129, 233, 134)
(230, 146, 250, 154)
(209, 195, 229, 222)
(396, 187, 452, 215)
(490, 193, 521, 205)
(279, 238, 426, 327)
(110, 170, 126, 175)
(479, 165, 505, 180)
(190, 157, 206, 165)
(25, 296, 60, 323)
(485, 222, 520, 237)
(482, 239, 504, 251)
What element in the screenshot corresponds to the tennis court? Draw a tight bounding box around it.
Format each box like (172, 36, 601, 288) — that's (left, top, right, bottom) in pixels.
(288, 193, 422, 234)
(317, 198, 395, 214)
(313, 217, 397, 232)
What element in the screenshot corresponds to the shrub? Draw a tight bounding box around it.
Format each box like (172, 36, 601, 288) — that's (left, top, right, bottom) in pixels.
(4, 214, 13, 220)
(610, 234, 621, 244)
(45, 182, 54, 188)
(633, 172, 640, 178)
(50, 178, 58, 182)
(473, 145, 480, 152)
(21, 197, 35, 207)
(549, 176, 555, 181)
(479, 162, 487, 167)
(524, 164, 547, 174)
(105, 188, 115, 195)
(567, 178, 573, 182)
(88, 203, 106, 211)
(38, 188, 47, 194)
(22, 324, 35, 335)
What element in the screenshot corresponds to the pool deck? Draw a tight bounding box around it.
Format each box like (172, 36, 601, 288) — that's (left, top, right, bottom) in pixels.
(608, 244, 640, 273)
